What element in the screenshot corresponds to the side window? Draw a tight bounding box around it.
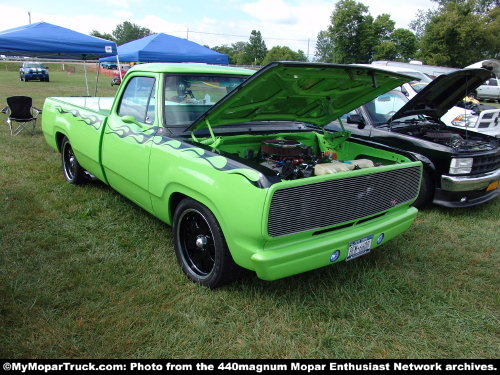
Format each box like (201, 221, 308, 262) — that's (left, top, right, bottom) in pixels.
(341, 109, 357, 122)
(488, 79, 498, 86)
(118, 76, 156, 123)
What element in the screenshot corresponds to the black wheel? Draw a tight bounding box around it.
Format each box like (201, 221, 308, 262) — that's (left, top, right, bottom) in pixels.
(45, 77, 50, 82)
(412, 168, 434, 208)
(173, 198, 241, 288)
(61, 137, 86, 184)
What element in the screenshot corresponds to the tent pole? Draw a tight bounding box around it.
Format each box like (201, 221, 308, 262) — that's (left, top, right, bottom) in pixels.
(83, 60, 90, 96)
(116, 55, 123, 81)
(94, 62, 101, 97)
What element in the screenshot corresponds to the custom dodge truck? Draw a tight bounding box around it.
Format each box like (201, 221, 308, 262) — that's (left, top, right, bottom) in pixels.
(42, 62, 422, 287)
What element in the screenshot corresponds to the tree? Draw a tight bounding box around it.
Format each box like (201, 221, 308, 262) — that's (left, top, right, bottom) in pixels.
(112, 21, 153, 45)
(327, 0, 376, 63)
(419, 1, 499, 66)
(373, 13, 395, 43)
(374, 41, 398, 60)
(484, 6, 500, 59)
(296, 50, 308, 61)
(261, 46, 308, 65)
(243, 30, 267, 65)
(90, 30, 113, 41)
(409, 9, 436, 40)
(314, 30, 335, 62)
(212, 44, 237, 64)
(390, 28, 417, 61)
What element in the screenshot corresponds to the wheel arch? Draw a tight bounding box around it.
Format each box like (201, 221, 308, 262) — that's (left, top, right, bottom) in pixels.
(55, 131, 67, 152)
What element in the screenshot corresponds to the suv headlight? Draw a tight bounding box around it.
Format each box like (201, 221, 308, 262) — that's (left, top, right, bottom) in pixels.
(449, 157, 473, 174)
(451, 115, 477, 128)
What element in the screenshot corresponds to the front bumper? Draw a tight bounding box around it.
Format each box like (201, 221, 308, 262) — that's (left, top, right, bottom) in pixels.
(24, 73, 48, 79)
(250, 207, 417, 281)
(434, 169, 500, 207)
(441, 169, 500, 192)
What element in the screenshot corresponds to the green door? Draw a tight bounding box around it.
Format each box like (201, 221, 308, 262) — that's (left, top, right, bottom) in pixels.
(101, 74, 158, 212)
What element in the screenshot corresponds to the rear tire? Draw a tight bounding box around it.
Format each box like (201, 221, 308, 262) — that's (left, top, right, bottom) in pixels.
(413, 169, 434, 208)
(173, 198, 242, 288)
(61, 137, 86, 185)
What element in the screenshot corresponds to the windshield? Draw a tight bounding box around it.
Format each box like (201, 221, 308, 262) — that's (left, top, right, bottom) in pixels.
(164, 74, 248, 127)
(409, 81, 428, 93)
(24, 63, 45, 68)
(365, 91, 416, 124)
(396, 70, 432, 83)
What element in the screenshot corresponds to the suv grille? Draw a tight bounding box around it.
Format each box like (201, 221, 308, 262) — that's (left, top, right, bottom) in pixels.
(472, 152, 500, 174)
(268, 166, 421, 237)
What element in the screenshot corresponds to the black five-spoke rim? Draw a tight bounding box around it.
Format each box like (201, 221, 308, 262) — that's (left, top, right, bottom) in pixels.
(63, 143, 77, 180)
(178, 209, 216, 278)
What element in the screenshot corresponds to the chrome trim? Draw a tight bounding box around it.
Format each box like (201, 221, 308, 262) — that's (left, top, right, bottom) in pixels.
(441, 169, 500, 192)
(267, 166, 421, 237)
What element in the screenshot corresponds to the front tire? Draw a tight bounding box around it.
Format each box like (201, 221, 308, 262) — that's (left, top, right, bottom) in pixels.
(173, 198, 241, 288)
(61, 137, 86, 184)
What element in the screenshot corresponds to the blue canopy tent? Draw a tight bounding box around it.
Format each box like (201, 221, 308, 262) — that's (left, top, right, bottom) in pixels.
(0, 22, 118, 94)
(99, 33, 229, 65)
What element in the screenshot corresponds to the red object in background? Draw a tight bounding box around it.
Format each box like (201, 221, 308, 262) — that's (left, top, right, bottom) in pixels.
(111, 67, 130, 86)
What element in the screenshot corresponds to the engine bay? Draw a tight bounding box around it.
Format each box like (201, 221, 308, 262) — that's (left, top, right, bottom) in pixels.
(256, 139, 377, 180)
(390, 121, 497, 151)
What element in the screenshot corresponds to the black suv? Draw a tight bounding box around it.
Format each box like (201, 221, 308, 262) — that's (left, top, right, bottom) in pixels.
(327, 68, 500, 208)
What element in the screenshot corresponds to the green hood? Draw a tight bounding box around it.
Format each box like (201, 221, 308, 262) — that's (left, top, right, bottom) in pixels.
(187, 61, 414, 132)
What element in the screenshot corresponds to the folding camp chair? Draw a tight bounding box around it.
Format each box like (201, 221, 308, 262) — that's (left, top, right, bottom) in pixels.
(1, 96, 41, 135)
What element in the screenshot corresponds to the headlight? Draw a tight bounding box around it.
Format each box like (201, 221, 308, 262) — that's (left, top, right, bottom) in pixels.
(449, 157, 473, 174)
(451, 115, 477, 128)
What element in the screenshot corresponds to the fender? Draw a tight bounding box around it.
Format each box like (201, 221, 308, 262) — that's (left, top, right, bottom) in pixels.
(406, 152, 437, 173)
(157, 182, 223, 227)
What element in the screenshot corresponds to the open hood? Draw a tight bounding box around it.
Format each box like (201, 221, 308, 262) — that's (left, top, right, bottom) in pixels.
(390, 68, 493, 122)
(187, 61, 414, 132)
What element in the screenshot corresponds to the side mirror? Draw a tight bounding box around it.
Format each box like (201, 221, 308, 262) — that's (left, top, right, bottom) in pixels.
(120, 115, 151, 129)
(120, 115, 140, 125)
(347, 114, 365, 129)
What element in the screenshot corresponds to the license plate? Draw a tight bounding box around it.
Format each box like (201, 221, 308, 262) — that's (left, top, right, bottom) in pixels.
(346, 235, 373, 261)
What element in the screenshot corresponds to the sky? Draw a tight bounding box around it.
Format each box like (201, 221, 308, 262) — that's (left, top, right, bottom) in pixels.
(0, 0, 437, 58)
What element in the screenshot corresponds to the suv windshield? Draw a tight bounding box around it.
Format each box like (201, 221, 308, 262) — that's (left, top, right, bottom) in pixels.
(164, 75, 248, 127)
(396, 71, 432, 83)
(24, 63, 45, 68)
(409, 81, 428, 93)
(365, 91, 418, 124)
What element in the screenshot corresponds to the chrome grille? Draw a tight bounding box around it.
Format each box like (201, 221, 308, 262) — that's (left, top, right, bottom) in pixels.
(268, 166, 421, 237)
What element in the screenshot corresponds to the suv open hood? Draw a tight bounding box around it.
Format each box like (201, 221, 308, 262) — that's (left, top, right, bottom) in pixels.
(187, 61, 414, 132)
(390, 68, 493, 122)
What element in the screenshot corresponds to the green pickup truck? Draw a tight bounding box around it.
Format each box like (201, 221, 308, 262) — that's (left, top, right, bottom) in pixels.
(42, 62, 422, 287)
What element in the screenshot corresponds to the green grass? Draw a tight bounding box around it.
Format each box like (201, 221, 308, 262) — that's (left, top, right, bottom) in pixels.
(0, 63, 499, 359)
